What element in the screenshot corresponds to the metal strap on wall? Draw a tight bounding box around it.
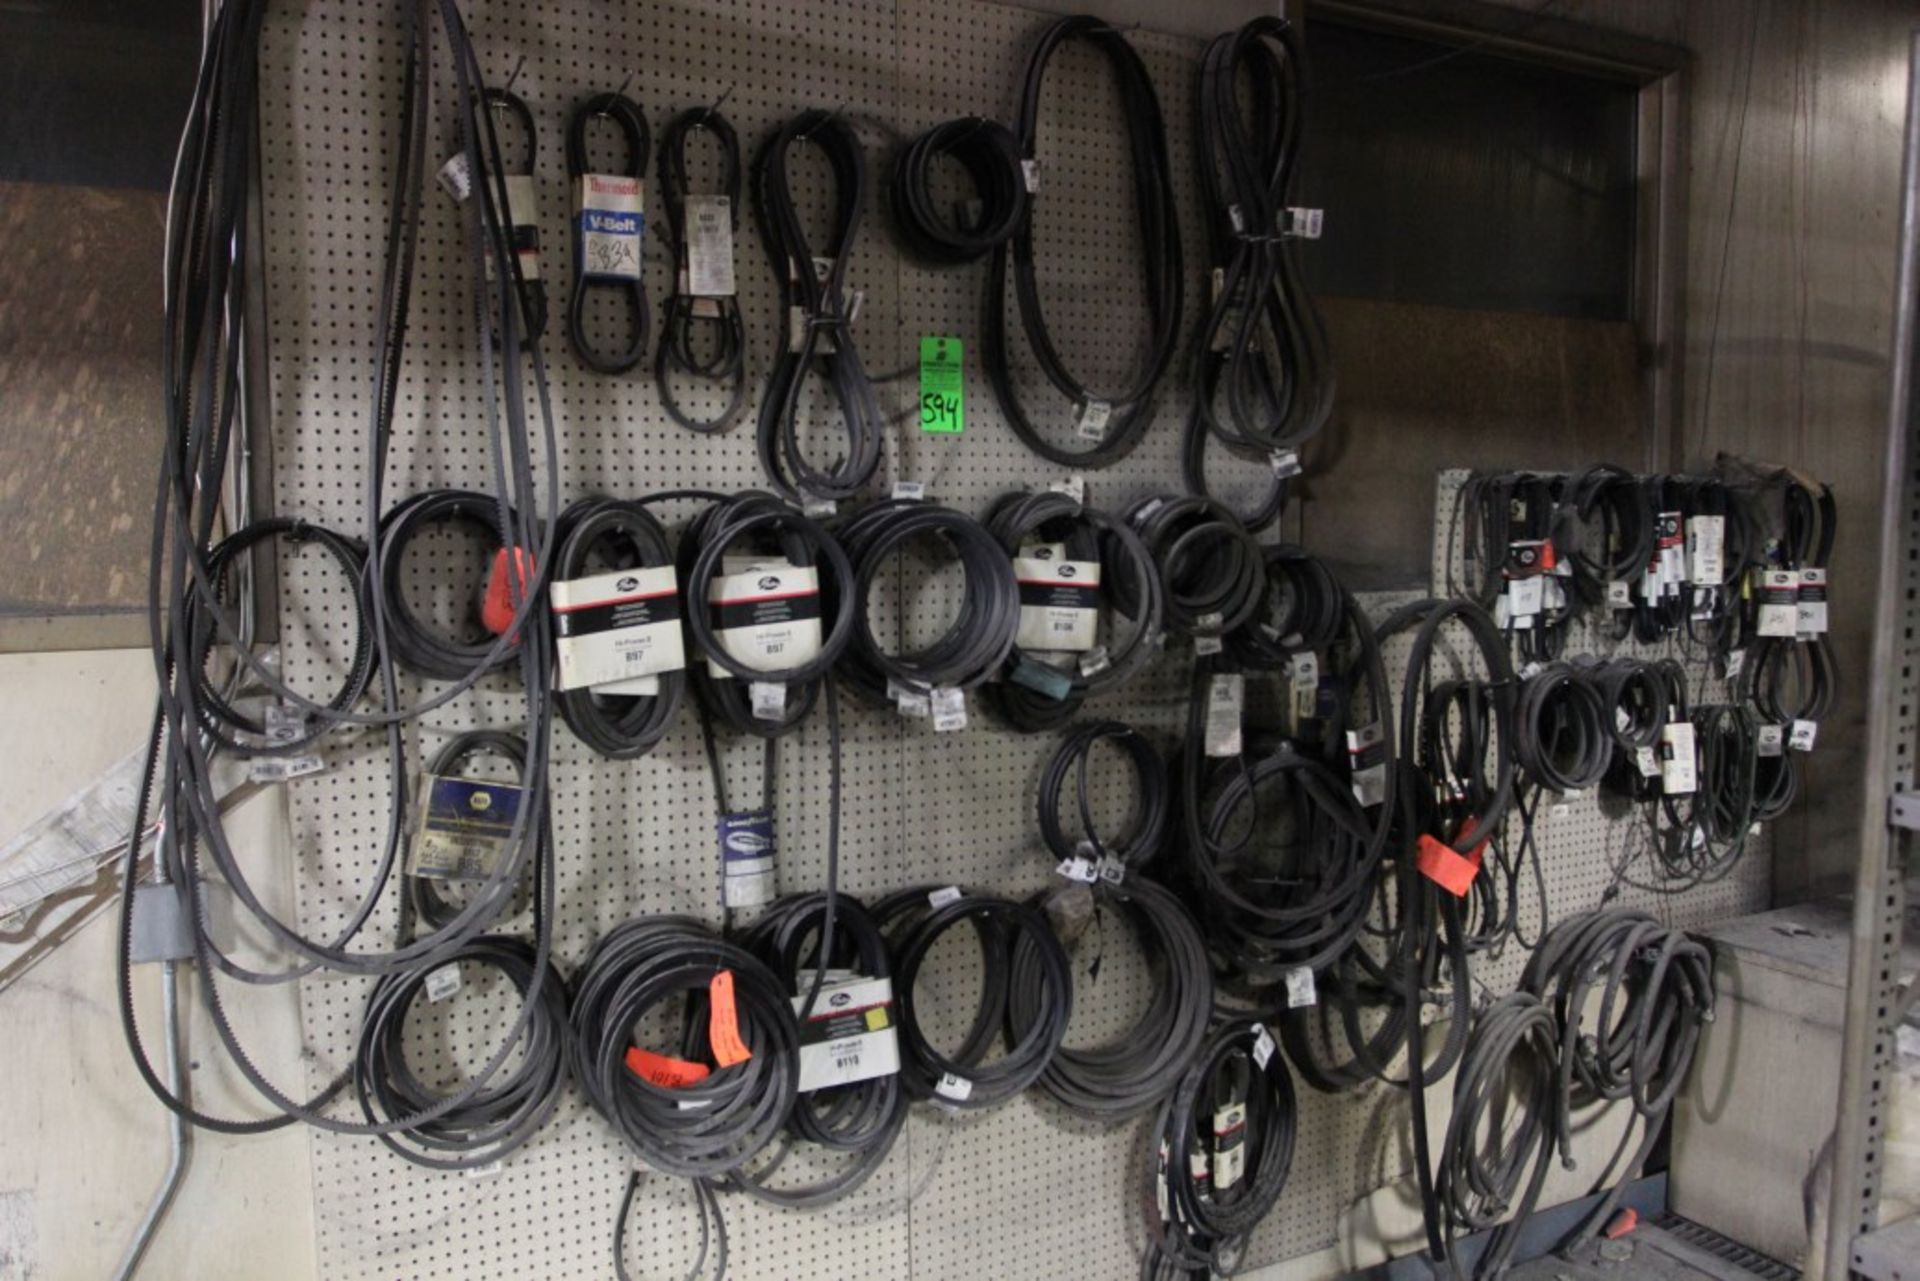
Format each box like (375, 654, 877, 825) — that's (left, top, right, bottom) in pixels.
(1827, 30, 1920, 1281)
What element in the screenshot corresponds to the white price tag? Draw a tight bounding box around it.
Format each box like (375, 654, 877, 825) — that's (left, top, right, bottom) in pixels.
(1285, 206, 1324, 239)
(927, 886, 963, 909)
(1055, 857, 1098, 884)
(1796, 568, 1829, 634)
(684, 194, 736, 296)
(1756, 570, 1800, 638)
(1635, 744, 1662, 779)
(1250, 1022, 1276, 1070)
(1268, 449, 1302, 479)
(1687, 514, 1725, 585)
(1074, 399, 1112, 440)
(1211, 1102, 1248, 1190)
(1506, 575, 1544, 618)
(931, 686, 967, 732)
(1048, 475, 1085, 506)
(934, 1072, 973, 1102)
(1285, 967, 1317, 1009)
(425, 965, 462, 1003)
(890, 480, 925, 502)
(1020, 158, 1039, 193)
(750, 681, 787, 722)
(1660, 722, 1698, 794)
(437, 152, 473, 201)
(1789, 719, 1818, 752)
(1756, 723, 1785, 757)
(1606, 579, 1633, 608)
(248, 755, 325, 784)
(1205, 674, 1245, 758)
(1346, 722, 1388, 807)
(491, 174, 540, 282)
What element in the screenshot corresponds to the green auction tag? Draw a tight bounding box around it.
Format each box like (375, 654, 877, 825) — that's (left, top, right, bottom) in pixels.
(919, 335, 964, 434)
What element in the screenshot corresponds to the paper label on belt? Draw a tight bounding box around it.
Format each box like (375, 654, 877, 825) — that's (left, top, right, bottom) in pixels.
(793, 976, 899, 1092)
(551, 565, 682, 691)
(706, 561, 821, 676)
(574, 173, 643, 281)
(684, 193, 735, 296)
(1013, 553, 1100, 651)
(410, 774, 524, 880)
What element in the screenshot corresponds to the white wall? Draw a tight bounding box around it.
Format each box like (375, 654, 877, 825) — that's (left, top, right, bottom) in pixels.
(0, 649, 315, 1281)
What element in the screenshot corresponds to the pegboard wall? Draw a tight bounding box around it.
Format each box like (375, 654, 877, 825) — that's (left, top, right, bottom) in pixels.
(250, 4, 1770, 1279)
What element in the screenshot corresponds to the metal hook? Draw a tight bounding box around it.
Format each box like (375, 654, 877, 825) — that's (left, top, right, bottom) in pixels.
(941, 115, 989, 150)
(596, 70, 634, 114)
(797, 101, 847, 144)
(695, 84, 736, 130)
(500, 53, 526, 95)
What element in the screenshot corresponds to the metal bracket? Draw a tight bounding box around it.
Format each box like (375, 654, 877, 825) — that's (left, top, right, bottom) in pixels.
(1888, 792, 1920, 831)
(129, 883, 194, 964)
(1851, 1213, 1920, 1280)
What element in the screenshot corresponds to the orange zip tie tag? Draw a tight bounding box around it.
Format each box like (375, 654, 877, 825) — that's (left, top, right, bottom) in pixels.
(708, 969, 752, 1068)
(624, 1047, 710, 1088)
(1605, 1207, 1639, 1239)
(482, 546, 536, 636)
(1416, 831, 1487, 897)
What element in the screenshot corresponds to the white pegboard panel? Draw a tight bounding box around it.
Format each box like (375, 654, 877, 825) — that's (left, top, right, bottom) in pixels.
(248, 6, 1770, 1281)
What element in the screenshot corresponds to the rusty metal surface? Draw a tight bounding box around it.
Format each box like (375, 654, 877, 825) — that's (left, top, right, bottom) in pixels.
(0, 180, 163, 630)
(1299, 297, 1646, 589)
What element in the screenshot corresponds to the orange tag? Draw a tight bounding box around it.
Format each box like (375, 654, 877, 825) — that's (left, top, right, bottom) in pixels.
(708, 970, 752, 1068)
(1416, 832, 1485, 897)
(624, 1047, 710, 1088)
(482, 546, 536, 635)
(1538, 541, 1558, 571)
(1605, 1208, 1639, 1239)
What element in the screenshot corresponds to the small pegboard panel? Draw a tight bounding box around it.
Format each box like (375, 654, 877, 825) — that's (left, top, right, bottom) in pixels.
(247, 4, 1771, 1280)
(1427, 467, 1772, 980)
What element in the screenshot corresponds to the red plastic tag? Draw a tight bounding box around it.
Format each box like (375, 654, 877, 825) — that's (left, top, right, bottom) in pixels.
(1416, 831, 1487, 897)
(482, 546, 536, 636)
(708, 970, 752, 1068)
(624, 1047, 710, 1088)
